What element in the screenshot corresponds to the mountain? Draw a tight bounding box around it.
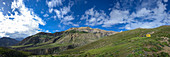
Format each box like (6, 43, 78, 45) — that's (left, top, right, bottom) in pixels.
(11, 27, 117, 55)
(0, 37, 19, 47)
(10, 26, 170, 57)
(57, 25, 169, 57)
(15, 38, 25, 41)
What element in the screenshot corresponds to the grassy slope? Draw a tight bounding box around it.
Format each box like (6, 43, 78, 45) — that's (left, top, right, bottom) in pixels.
(53, 25, 170, 57)
(0, 47, 31, 57)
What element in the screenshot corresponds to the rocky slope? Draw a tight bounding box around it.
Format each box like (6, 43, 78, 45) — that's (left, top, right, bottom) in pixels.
(66, 27, 116, 36)
(11, 27, 117, 55)
(0, 37, 19, 47)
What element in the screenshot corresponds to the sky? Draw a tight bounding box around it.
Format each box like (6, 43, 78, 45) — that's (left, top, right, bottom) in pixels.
(0, 0, 169, 38)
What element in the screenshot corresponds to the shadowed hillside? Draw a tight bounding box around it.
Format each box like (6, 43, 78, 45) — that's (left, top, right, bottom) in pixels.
(0, 37, 19, 47)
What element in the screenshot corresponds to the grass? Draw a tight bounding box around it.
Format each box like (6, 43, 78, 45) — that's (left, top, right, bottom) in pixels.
(26, 43, 71, 50)
(86, 43, 130, 54)
(0, 47, 31, 57)
(11, 44, 33, 48)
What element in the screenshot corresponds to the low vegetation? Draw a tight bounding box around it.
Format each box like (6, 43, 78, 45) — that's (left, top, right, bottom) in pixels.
(0, 47, 31, 57)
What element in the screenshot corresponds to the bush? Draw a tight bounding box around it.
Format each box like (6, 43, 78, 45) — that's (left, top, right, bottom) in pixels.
(159, 43, 164, 47)
(149, 47, 158, 52)
(157, 52, 169, 57)
(143, 48, 151, 52)
(162, 42, 169, 46)
(160, 52, 169, 57)
(155, 45, 162, 50)
(127, 54, 134, 57)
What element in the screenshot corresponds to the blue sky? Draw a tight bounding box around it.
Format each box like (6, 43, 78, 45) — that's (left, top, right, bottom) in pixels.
(0, 0, 169, 38)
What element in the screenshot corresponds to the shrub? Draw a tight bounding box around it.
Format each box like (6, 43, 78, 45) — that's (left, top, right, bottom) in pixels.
(143, 48, 151, 52)
(159, 52, 169, 57)
(159, 43, 164, 47)
(162, 42, 169, 46)
(149, 47, 158, 52)
(127, 54, 134, 57)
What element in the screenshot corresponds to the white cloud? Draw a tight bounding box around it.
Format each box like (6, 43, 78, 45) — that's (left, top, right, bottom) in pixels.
(102, 9, 129, 27)
(81, 8, 109, 26)
(3, 2, 5, 5)
(63, 15, 74, 21)
(61, 15, 79, 26)
(81, 0, 169, 30)
(49, 8, 53, 13)
(46, 0, 63, 8)
(124, 0, 170, 30)
(45, 30, 50, 33)
(46, 0, 77, 26)
(0, 0, 45, 38)
(43, 14, 49, 17)
(53, 1, 79, 26)
(55, 30, 60, 32)
(54, 6, 71, 19)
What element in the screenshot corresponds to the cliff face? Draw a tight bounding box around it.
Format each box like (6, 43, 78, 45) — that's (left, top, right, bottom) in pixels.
(11, 27, 117, 55)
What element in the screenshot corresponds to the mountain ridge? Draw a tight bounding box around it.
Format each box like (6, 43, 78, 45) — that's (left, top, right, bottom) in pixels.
(11, 27, 117, 55)
(0, 37, 19, 47)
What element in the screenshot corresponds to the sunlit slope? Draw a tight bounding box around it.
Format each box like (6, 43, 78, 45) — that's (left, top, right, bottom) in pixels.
(60, 25, 170, 57)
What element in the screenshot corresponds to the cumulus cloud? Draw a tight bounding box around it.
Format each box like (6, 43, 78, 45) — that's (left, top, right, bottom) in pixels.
(124, 0, 170, 29)
(102, 9, 129, 27)
(52, 1, 79, 26)
(43, 14, 49, 17)
(82, 0, 169, 30)
(54, 6, 71, 19)
(46, 0, 78, 26)
(0, 0, 45, 38)
(81, 8, 109, 26)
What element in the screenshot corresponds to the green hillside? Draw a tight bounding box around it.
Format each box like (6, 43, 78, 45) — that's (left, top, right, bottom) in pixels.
(0, 47, 31, 57)
(48, 25, 170, 57)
